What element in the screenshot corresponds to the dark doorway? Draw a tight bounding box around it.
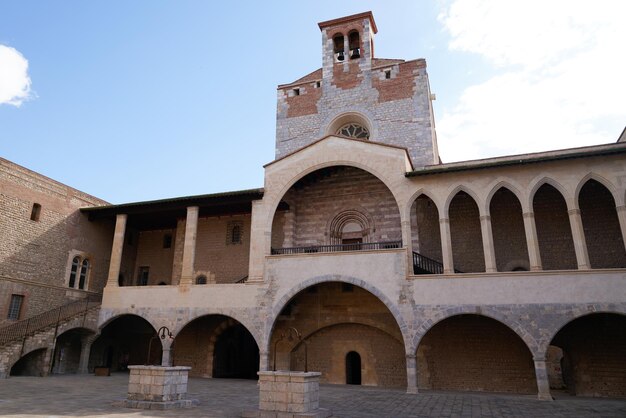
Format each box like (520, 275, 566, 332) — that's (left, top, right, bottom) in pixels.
(212, 323, 259, 379)
(346, 351, 362, 385)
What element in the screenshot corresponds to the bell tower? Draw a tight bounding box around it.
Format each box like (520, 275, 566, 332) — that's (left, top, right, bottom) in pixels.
(318, 12, 377, 81)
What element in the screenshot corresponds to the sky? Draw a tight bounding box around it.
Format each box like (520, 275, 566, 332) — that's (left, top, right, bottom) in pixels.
(1, 1, 625, 204)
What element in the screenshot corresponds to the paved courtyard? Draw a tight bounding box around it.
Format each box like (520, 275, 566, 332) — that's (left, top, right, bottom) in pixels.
(0, 373, 625, 417)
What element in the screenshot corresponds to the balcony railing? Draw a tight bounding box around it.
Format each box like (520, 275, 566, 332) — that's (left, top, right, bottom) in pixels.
(413, 251, 462, 274)
(0, 293, 101, 347)
(271, 240, 402, 255)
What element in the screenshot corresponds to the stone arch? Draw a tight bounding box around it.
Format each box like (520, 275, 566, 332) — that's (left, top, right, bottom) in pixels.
(9, 347, 49, 377)
(405, 189, 443, 220)
(414, 313, 537, 394)
(484, 180, 525, 214)
(545, 310, 626, 397)
(266, 275, 409, 355)
(574, 172, 622, 206)
(538, 307, 626, 358)
(321, 109, 377, 141)
(98, 312, 160, 334)
(443, 185, 482, 216)
(170, 309, 262, 351)
(411, 309, 539, 357)
(528, 176, 573, 211)
(268, 161, 399, 229)
(326, 207, 375, 244)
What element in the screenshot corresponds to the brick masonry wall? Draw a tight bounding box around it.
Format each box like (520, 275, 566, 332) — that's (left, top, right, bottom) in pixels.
(273, 167, 401, 247)
(272, 282, 405, 387)
(134, 230, 175, 285)
(0, 158, 111, 323)
(194, 214, 251, 283)
(490, 188, 530, 271)
(533, 185, 577, 270)
(290, 323, 406, 387)
(579, 180, 626, 268)
(416, 315, 537, 394)
(449, 192, 485, 272)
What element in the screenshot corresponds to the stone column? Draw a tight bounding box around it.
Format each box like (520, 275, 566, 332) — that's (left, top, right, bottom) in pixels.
(439, 218, 454, 274)
(161, 340, 172, 367)
(402, 218, 414, 275)
(106, 214, 127, 287)
(568, 208, 590, 270)
(479, 215, 497, 273)
(259, 350, 270, 371)
(78, 336, 97, 374)
(617, 205, 626, 252)
(406, 354, 418, 394)
(179, 206, 199, 286)
(248, 200, 267, 283)
(42, 346, 54, 377)
(534, 358, 553, 400)
(522, 212, 542, 271)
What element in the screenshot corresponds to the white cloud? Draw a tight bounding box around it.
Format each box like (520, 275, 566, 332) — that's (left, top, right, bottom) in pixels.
(0, 45, 33, 107)
(436, 0, 626, 162)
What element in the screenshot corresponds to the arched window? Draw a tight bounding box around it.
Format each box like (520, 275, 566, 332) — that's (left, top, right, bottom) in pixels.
(227, 221, 243, 245)
(333, 34, 345, 61)
(336, 123, 369, 140)
(329, 209, 372, 245)
(196, 275, 207, 285)
(68, 256, 80, 288)
(78, 259, 89, 290)
(348, 31, 360, 59)
(232, 225, 241, 244)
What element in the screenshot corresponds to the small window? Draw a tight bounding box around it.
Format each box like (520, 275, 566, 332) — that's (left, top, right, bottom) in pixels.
(336, 123, 370, 140)
(293, 88, 300, 96)
(315, 81, 321, 88)
(163, 233, 172, 249)
(78, 259, 89, 290)
(7, 294, 24, 320)
(384, 70, 391, 79)
(69, 256, 80, 288)
(227, 221, 244, 245)
(196, 275, 207, 285)
(138, 267, 149, 286)
(30, 203, 41, 221)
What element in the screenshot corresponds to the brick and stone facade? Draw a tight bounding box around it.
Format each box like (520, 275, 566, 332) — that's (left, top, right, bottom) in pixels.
(1, 11, 626, 402)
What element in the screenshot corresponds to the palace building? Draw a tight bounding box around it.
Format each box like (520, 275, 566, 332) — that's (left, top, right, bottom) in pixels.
(1, 12, 625, 399)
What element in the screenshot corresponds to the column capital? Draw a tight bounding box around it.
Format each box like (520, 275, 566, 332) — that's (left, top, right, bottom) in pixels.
(522, 211, 535, 219)
(567, 208, 581, 216)
(616, 205, 626, 213)
(479, 215, 491, 222)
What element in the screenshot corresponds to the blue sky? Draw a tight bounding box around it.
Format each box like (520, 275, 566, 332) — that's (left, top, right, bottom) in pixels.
(1, 1, 624, 204)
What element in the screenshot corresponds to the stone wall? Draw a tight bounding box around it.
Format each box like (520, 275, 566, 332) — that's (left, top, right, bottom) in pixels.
(449, 192, 485, 272)
(416, 315, 537, 394)
(135, 229, 175, 285)
(0, 158, 111, 325)
(490, 188, 530, 271)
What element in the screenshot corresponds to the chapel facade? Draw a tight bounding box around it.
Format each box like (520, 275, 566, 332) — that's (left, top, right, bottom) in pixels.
(1, 12, 625, 399)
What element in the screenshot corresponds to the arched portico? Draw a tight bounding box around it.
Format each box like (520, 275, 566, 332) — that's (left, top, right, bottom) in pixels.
(265, 278, 411, 390)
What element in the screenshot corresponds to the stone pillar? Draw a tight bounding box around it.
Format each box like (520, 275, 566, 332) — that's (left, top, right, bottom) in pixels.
(161, 340, 172, 367)
(402, 218, 413, 275)
(78, 336, 97, 374)
(479, 215, 497, 273)
(106, 214, 127, 287)
(180, 206, 199, 286)
(617, 205, 626, 252)
(406, 354, 418, 394)
(534, 358, 553, 401)
(522, 212, 542, 271)
(41, 346, 54, 377)
(248, 200, 267, 283)
(568, 208, 590, 270)
(439, 217, 454, 274)
(259, 350, 270, 371)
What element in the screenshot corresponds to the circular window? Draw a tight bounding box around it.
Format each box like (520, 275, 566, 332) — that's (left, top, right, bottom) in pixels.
(336, 123, 370, 140)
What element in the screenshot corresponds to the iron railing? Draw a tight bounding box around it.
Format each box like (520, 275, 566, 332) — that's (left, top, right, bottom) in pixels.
(412, 251, 462, 274)
(271, 240, 402, 255)
(0, 293, 101, 347)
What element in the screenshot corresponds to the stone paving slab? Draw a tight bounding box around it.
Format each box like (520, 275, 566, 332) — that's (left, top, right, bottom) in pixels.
(0, 373, 625, 417)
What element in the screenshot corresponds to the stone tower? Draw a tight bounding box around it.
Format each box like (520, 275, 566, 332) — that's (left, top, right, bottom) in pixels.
(275, 11, 440, 167)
